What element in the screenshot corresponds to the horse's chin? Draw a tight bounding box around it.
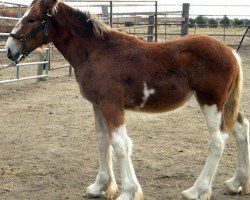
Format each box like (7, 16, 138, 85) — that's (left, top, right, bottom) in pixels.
(12, 53, 26, 65)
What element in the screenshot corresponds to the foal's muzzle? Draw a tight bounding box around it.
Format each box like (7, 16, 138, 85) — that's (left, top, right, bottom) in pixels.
(6, 47, 21, 61)
(7, 48, 13, 60)
(6, 48, 25, 66)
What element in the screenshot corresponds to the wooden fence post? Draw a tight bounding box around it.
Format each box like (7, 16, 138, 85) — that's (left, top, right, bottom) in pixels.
(154, 0, 158, 42)
(102, 6, 109, 17)
(18, 4, 22, 18)
(37, 49, 46, 81)
(109, 1, 113, 27)
(181, 3, 190, 36)
(147, 15, 154, 42)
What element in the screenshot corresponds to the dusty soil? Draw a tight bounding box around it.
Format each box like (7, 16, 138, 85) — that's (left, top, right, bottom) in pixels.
(0, 59, 250, 200)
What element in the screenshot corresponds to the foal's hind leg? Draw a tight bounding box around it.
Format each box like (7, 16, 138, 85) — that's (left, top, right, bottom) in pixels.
(86, 106, 118, 199)
(182, 105, 228, 200)
(225, 113, 250, 195)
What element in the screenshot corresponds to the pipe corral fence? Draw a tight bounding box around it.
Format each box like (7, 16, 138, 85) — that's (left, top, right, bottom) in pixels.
(0, 0, 250, 84)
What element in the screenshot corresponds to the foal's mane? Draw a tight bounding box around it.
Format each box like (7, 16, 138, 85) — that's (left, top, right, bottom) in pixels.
(71, 10, 110, 39)
(30, 0, 109, 39)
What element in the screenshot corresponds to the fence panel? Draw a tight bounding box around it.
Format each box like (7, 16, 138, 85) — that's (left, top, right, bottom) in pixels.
(187, 4, 250, 49)
(1, 1, 250, 84)
(0, 48, 50, 84)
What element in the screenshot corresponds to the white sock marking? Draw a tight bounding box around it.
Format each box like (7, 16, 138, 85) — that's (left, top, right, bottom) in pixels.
(182, 105, 228, 199)
(227, 117, 250, 191)
(87, 107, 117, 197)
(111, 124, 142, 198)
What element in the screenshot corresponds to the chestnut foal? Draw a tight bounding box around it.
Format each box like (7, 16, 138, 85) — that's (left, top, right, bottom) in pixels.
(5, 0, 250, 199)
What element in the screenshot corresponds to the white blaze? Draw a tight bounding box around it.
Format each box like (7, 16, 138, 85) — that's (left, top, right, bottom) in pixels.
(5, 8, 31, 55)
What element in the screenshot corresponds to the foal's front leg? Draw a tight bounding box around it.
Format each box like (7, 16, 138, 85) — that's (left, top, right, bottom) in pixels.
(100, 102, 143, 200)
(86, 106, 118, 199)
(111, 124, 143, 200)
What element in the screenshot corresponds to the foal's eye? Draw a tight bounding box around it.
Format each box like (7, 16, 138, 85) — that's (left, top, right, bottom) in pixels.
(27, 18, 36, 23)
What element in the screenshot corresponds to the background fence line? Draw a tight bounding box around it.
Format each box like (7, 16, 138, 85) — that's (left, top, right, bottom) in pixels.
(0, 0, 249, 83)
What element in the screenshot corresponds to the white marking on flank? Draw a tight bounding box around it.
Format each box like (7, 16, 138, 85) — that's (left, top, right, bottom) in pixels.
(140, 82, 155, 108)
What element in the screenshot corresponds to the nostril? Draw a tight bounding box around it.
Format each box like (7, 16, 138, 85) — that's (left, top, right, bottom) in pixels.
(7, 48, 13, 60)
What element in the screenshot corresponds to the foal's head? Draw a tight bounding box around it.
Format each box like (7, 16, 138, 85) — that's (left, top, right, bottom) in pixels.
(6, 0, 58, 62)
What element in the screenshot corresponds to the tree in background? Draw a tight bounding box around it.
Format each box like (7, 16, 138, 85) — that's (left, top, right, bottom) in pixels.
(195, 15, 207, 27)
(243, 19, 250, 26)
(208, 18, 218, 28)
(220, 15, 230, 27)
(233, 18, 244, 26)
(189, 15, 250, 28)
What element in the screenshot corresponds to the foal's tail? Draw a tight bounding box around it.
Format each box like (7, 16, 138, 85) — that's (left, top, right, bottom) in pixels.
(223, 51, 243, 133)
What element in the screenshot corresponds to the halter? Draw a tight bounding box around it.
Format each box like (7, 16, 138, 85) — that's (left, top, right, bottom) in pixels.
(9, 10, 52, 57)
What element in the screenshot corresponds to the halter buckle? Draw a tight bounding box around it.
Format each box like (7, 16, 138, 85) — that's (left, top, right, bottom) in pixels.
(47, 13, 52, 18)
(20, 35, 27, 42)
(47, 9, 52, 17)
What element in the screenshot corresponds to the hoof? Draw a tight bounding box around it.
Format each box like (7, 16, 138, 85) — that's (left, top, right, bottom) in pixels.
(181, 187, 211, 200)
(116, 186, 143, 200)
(242, 179, 250, 195)
(87, 181, 118, 199)
(86, 183, 103, 198)
(104, 182, 118, 199)
(224, 177, 250, 195)
(134, 186, 143, 200)
(224, 179, 242, 195)
(116, 193, 133, 200)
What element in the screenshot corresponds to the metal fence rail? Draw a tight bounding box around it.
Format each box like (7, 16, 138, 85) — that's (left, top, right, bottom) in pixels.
(0, 16, 19, 20)
(0, 1, 250, 84)
(0, 47, 50, 84)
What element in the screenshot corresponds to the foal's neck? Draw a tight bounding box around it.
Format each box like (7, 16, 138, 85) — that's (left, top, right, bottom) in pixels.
(51, 3, 104, 68)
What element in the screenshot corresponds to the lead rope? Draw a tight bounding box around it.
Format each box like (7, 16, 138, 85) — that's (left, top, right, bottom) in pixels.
(0, 54, 25, 71)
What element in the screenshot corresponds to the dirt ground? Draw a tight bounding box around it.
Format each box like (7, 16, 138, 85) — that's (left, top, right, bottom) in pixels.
(0, 57, 250, 200)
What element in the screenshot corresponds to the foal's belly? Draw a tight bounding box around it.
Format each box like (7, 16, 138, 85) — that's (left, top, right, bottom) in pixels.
(124, 80, 192, 113)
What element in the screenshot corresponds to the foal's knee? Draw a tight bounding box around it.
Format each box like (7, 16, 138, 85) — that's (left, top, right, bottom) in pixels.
(111, 125, 132, 158)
